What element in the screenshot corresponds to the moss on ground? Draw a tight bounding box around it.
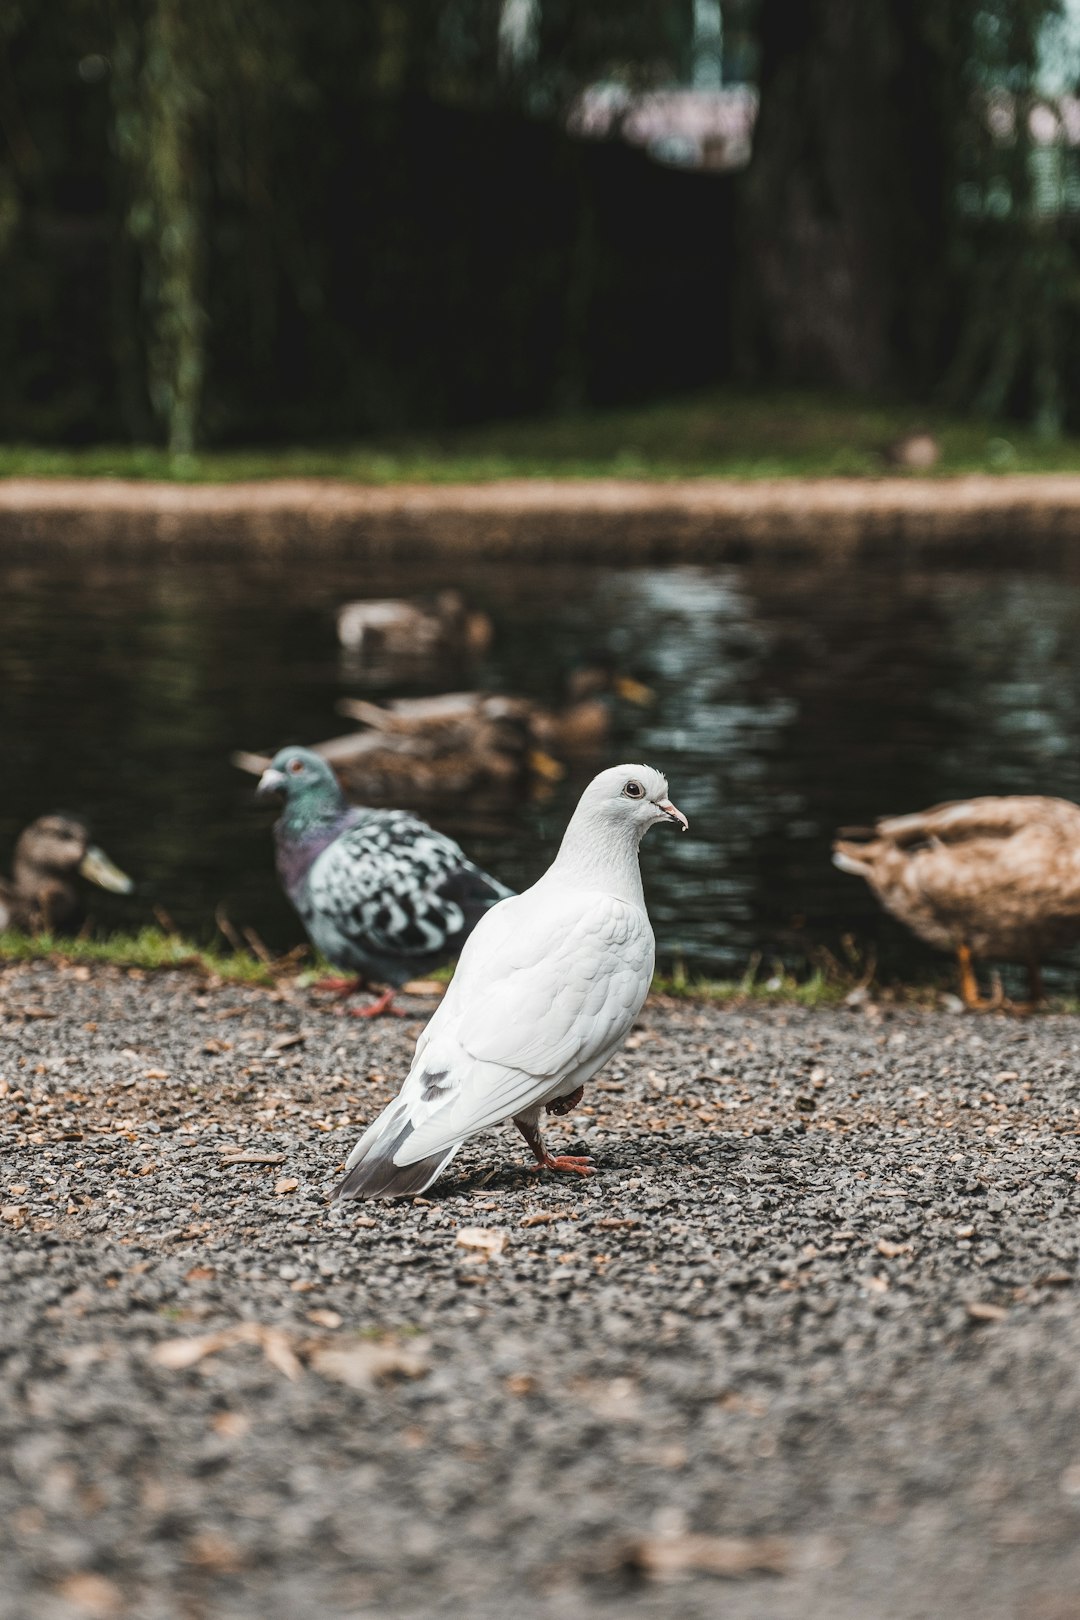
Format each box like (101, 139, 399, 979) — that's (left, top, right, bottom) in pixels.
(0, 928, 274, 986)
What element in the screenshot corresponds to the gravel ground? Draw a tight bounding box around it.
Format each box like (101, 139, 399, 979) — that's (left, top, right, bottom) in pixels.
(2, 960, 1080, 1620)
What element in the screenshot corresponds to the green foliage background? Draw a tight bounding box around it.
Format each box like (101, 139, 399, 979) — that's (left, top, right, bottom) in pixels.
(2, 0, 1077, 454)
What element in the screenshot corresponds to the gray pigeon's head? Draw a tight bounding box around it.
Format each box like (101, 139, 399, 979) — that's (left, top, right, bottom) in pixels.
(578, 763, 688, 837)
(257, 747, 347, 830)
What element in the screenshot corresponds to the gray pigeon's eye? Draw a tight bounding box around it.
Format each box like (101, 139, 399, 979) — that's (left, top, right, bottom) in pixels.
(288, 759, 305, 776)
(623, 780, 645, 799)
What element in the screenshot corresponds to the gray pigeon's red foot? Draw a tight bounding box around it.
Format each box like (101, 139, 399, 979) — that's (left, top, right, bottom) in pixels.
(315, 976, 364, 997)
(344, 987, 408, 1019)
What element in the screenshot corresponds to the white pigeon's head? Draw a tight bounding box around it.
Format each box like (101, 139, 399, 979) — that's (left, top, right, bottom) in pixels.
(578, 763, 688, 838)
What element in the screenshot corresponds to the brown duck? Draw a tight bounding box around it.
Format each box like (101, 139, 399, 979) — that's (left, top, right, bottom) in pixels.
(833, 796, 1080, 1009)
(0, 814, 133, 935)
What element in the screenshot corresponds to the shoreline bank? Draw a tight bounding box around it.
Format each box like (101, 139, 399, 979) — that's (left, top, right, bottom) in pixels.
(5, 473, 1080, 560)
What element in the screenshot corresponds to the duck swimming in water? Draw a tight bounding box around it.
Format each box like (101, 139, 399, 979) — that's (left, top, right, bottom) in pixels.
(0, 814, 134, 935)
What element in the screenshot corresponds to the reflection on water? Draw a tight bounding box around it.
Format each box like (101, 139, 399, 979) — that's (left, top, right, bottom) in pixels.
(4, 543, 1080, 983)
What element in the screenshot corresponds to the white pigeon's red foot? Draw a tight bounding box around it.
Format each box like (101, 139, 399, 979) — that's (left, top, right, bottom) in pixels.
(343, 988, 408, 1019)
(532, 1152, 594, 1177)
(515, 1117, 593, 1176)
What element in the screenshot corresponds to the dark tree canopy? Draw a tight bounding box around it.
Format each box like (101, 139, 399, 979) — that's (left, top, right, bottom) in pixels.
(1, 0, 1077, 451)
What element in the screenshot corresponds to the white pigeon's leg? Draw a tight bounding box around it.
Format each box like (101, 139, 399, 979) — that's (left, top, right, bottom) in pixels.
(545, 1085, 584, 1117)
(514, 1113, 593, 1177)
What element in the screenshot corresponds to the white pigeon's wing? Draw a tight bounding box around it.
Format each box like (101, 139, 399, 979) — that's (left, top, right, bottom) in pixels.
(397, 888, 654, 1164)
(411, 890, 530, 1061)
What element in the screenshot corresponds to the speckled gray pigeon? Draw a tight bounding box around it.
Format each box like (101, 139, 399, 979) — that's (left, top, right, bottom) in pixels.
(257, 746, 513, 1016)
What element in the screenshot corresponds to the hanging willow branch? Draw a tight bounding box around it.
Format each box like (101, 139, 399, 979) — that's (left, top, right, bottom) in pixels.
(109, 0, 297, 456)
(110, 0, 206, 457)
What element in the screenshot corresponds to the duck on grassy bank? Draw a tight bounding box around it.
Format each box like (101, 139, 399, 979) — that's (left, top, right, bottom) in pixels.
(0, 814, 133, 935)
(833, 796, 1080, 1011)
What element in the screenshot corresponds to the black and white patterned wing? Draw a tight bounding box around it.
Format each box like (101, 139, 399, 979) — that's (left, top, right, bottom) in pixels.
(305, 811, 510, 974)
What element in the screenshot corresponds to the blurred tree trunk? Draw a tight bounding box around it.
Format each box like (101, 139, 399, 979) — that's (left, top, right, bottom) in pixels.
(739, 0, 947, 392)
(111, 0, 206, 459)
(141, 0, 204, 458)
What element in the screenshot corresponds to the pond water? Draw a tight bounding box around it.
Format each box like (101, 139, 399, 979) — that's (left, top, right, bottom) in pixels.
(4, 539, 1080, 985)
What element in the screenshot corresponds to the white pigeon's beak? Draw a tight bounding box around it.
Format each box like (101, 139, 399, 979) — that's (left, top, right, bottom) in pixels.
(658, 798, 689, 832)
(257, 767, 288, 799)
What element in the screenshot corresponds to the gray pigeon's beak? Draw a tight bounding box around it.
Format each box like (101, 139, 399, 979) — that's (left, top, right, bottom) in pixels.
(79, 845, 135, 895)
(256, 767, 288, 799)
(658, 798, 689, 832)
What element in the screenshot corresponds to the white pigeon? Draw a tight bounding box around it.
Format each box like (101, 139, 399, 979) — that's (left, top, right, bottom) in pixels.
(335, 763, 688, 1201)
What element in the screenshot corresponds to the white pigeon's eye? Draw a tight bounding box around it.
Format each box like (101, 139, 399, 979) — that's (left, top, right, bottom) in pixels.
(623, 780, 646, 799)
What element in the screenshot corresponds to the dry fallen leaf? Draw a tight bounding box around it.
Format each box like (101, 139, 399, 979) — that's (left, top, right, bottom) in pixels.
(152, 1322, 302, 1379)
(187, 1529, 247, 1573)
(143, 1069, 170, 1080)
(55, 1572, 123, 1617)
(455, 1226, 509, 1258)
(310, 1338, 430, 1390)
(307, 1308, 342, 1330)
(211, 1411, 250, 1438)
(876, 1239, 912, 1258)
(259, 1327, 303, 1380)
(1, 1205, 28, 1228)
(184, 1265, 216, 1283)
(630, 1533, 793, 1580)
(264, 1032, 305, 1056)
(274, 1177, 299, 1196)
(221, 1152, 285, 1167)
(967, 1301, 1009, 1323)
(152, 1331, 236, 1371)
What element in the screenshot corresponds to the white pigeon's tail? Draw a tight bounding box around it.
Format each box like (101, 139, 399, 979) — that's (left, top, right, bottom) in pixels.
(333, 1096, 462, 1202)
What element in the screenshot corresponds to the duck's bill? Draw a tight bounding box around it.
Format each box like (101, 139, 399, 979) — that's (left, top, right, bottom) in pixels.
(659, 798, 689, 832)
(79, 845, 135, 895)
(256, 767, 288, 798)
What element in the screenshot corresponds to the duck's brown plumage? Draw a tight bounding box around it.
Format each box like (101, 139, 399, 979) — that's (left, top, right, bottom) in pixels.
(0, 814, 132, 935)
(833, 796, 1080, 1006)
